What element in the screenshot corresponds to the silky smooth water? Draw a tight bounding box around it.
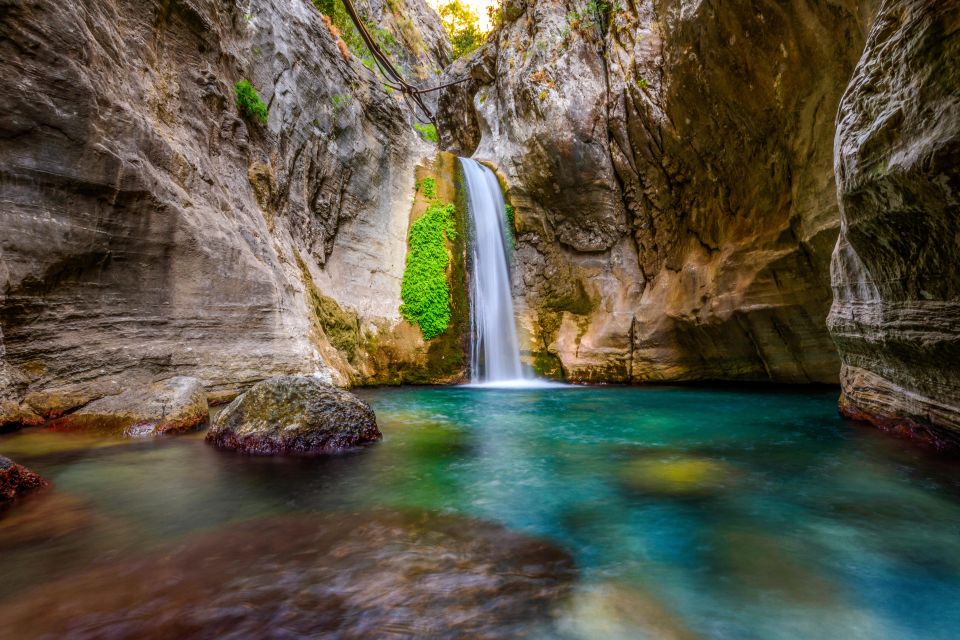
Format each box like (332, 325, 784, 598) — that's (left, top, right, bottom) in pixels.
(461, 157, 527, 384)
(2, 387, 960, 639)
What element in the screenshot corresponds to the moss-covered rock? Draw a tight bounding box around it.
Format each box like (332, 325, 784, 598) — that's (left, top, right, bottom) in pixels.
(295, 252, 362, 365)
(206, 375, 381, 456)
(360, 152, 468, 385)
(618, 455, 741, 498)
(400, 200, 458, 339)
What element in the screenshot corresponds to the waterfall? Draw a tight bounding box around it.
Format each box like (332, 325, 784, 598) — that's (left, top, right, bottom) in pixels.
(460, 157, 528, 385)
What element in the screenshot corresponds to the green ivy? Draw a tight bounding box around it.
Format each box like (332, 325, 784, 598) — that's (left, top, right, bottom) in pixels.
(235, 79, 268, 125)
(400, 201, 457, 339)
(414, 122, 439, 144)
(417, 176, 437, 199)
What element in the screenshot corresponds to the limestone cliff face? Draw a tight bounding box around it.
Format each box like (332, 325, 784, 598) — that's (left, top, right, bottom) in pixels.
(829, 0, 960, 445)
(0, 0, 449, 427)
(440, 0, 876, 383)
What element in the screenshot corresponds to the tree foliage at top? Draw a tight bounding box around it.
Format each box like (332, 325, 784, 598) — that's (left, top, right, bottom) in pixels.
(438, 1, 483, 60)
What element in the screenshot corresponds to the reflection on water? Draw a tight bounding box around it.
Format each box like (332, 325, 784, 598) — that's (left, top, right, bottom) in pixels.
(2, 386, 960, 639)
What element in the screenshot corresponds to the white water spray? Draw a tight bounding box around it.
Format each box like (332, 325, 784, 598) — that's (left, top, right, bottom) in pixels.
(461, 158, 558, 388)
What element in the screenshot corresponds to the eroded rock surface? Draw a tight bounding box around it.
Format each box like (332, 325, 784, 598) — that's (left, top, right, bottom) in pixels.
(440, 0, 877, 384)
(829, 0, 960, 444)
(206, 375, 381, 455)
(0, 510, 576, 639)
(47, 376, 208, 437)
(0, 0, 452, 419)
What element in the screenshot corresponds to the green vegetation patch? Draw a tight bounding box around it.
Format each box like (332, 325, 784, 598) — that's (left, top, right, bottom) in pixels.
(312, 0, 406, 69)
(235, 79, 268, 125)
(414, 122, 439, 144)
(417, 176, 437, 199)
(504, 202, 516, 248)
(566, 0, 620, 35)
(400, 201, 457, 339)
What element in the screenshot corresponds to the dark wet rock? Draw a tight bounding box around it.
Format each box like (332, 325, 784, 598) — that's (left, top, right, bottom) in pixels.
(0, 455, 48, 507)
(0, 510, 576, 639)
(206, 375, 381, 455)
(829, 0, 960, 443)
(47, 377, 208, 437)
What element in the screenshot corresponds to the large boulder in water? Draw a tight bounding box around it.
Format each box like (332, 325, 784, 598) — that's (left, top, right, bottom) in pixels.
(0, 455, 47, 507)
(0, 510, 576, 638)
(206, 375, 381, 455)
(47, 376, 208, 437)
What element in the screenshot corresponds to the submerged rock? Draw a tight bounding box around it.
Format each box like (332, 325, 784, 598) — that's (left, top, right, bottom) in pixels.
(711, 529, 838, 605)
(0, 510, 576, 639)
(0, 455, 47, 507)
(619, 455, 740, 498)
(0, 492, 98, 548)
(559, 582, 699, 640)
(206, 375, 381, 455)
(47, 377, 208, 438)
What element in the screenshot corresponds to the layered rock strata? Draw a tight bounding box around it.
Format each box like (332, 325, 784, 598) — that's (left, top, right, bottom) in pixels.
(46, 376, 209, 437)
(0, 0, 454, 429)
(439, 0, 878, 383)
(829, 0, 960, 445)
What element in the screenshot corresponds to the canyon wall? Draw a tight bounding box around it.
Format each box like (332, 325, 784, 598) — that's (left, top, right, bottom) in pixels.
(0, 0, 451, 428)
(830, 0, 960, 445)
(439, 0, 878, 383)
(2, 0, 957, 442)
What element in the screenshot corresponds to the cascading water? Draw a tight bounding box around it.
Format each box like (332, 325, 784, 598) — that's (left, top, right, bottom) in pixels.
(460, 157, 529, 386)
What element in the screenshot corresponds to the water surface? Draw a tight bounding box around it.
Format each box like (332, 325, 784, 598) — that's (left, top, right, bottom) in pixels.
(2, 386, 960, 639)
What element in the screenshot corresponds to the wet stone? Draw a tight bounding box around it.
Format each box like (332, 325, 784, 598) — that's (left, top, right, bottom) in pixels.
(206, 375, 382, 456)
(618, 455, 742, 498)
(0, 510, 576, 639)
(0, 455, 47, 507)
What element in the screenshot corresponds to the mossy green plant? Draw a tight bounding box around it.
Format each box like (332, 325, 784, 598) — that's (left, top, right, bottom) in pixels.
(414, 123, 439, 144)
(313, 0, 406, 65)
(400, 201, 457, 339)
(295, 253, 361, 362)
(235, 79, 268, 125)
(417, 176, 437, 199)
(503, 203, 516, 248)
(331, 93, 350, 116)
